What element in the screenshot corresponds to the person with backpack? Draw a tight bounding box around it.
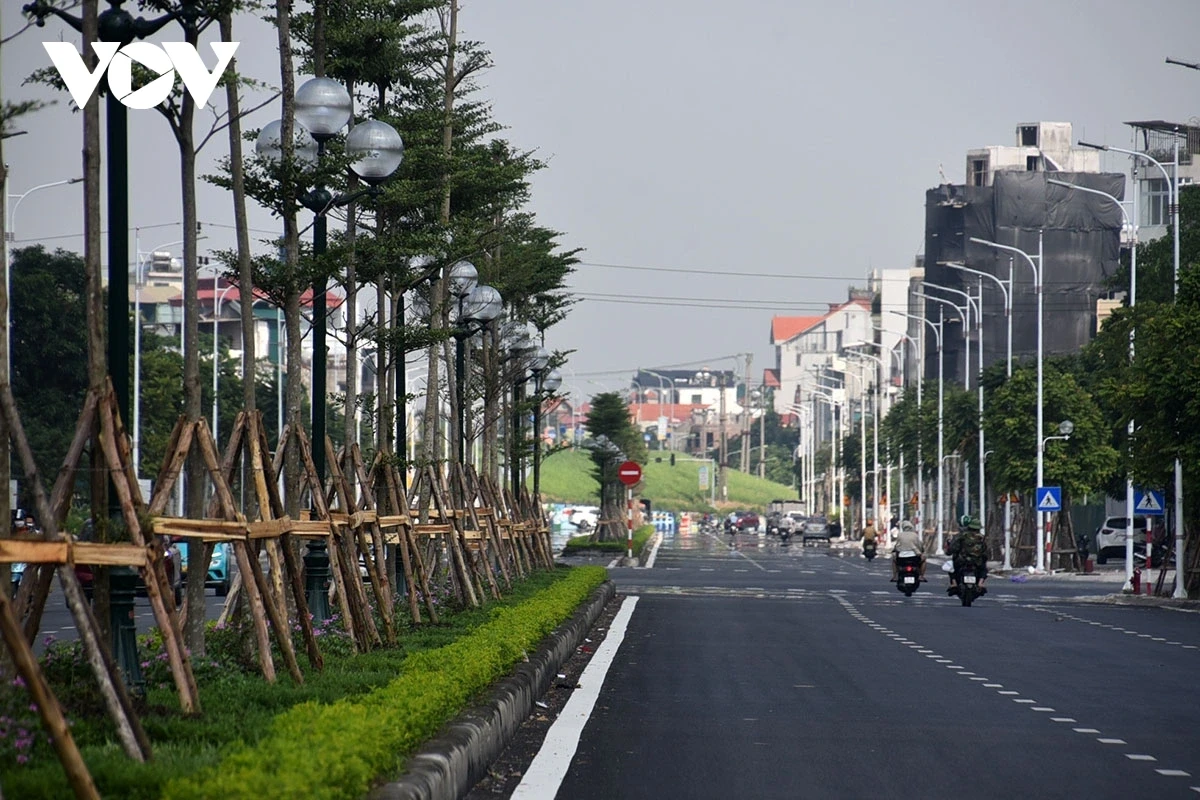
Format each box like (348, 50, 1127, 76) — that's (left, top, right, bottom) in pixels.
(947, 516, 988, 596)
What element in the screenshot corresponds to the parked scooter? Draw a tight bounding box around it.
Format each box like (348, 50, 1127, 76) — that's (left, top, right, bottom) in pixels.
(862, 539, 877, 560)
(895, 551, 922, 597)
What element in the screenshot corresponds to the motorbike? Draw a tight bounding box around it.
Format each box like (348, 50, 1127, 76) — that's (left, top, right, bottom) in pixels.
(862, 539, 876, 560)
(895, 551, 922, 596)
(951, 564, 986, 607)
(779, 524, 792, 544)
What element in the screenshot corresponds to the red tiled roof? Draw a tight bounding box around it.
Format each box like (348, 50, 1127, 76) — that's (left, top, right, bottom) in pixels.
(627, 402, 708, 424)
(771, 299, 873, 344)
(763, 368, 780, 388)
(771, 315, 821, 343)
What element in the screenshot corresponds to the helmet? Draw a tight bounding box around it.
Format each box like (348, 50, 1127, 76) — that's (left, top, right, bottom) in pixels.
(964, 516, 982, 531)
(900, 520, 914, 532)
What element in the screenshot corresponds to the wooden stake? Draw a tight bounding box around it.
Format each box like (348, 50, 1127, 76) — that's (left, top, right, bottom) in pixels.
(0, 592, 99, 800)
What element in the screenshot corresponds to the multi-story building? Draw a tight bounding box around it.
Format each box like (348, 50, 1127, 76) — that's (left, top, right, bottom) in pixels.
(922, 121, 1123, 383)
(770, 292, 873, 442)
(1124, 120, 1200, 242)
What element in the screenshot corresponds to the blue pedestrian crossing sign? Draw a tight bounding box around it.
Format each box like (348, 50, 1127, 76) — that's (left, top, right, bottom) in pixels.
(1134, 488, 1165, 516)
(1035, 486, 1062, 512)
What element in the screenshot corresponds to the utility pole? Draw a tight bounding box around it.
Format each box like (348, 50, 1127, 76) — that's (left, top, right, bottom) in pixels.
(739, 353, 752, 472)
(718, 372, 728, 501)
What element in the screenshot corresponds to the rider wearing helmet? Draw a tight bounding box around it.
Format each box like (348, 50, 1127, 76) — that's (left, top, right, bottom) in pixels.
(947, 515, 988, 596)
(891, 520, 926, 581)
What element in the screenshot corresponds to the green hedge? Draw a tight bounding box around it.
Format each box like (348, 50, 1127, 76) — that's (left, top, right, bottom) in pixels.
(163, 566, 607, 800)
(562, 523, 655, 555)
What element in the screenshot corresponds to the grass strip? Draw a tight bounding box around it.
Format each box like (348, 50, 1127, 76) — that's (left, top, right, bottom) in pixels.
(163, 566, 607, 800)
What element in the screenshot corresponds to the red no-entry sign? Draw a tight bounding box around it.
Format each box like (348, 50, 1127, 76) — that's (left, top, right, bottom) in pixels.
(618, 461, 643, 486)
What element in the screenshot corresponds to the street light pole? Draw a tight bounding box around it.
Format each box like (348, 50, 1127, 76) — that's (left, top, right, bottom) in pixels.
(211, 283, 239, 445)
(1047, 176, 1140, 583)
(1079, 139, 1185, 591)
(969, 233, 1044, 569)
(890, 309, 945, 553)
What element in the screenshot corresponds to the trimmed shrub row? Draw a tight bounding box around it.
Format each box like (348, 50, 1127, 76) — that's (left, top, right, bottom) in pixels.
(562, 523, 656, 555)
(164, 565, 608, 800)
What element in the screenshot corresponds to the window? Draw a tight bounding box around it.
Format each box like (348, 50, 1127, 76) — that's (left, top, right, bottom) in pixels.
(691, 394, 702, 404)
(1020, 125, 1039, 146)
(970, 158, 988, 187)
(795, 352, 801, 366)
(1141, 178, 1170, 227)
(1026, 155, 1040, 172)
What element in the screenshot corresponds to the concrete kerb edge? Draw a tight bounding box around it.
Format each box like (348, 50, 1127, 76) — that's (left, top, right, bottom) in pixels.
(368, 579, 619, 800)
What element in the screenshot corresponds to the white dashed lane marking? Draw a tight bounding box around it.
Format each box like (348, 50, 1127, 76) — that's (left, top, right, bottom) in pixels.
(832, 594, 1195, 785)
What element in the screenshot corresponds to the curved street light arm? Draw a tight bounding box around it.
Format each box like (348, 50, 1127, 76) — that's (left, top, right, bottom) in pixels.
(940, 262, 1011, 312)
(1046, 178, 1134, 241)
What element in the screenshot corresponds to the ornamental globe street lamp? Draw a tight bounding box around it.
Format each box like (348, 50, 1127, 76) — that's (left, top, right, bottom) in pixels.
(533, 368, 563, 500)
(454, 283, 502, 464)
(256, 77, 404, 485)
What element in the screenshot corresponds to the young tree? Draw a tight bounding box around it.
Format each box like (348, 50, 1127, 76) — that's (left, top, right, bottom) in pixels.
(585, 392, 646, 542)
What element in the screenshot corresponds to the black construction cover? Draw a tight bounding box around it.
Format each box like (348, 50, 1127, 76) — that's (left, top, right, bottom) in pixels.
(923, 170, 1124, 382)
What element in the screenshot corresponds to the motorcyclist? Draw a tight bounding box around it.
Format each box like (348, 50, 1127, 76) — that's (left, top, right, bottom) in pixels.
(947, 516, 988, 596)
(891, 520, 926, 581)
(861, 518, 878, 555)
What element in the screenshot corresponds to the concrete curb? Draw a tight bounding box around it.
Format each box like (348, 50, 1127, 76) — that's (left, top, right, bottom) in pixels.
(368, 579, 618, 800)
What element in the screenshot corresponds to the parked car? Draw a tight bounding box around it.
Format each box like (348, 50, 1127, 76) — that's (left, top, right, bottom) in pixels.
(563, 506, 600, 533)
(733, 511, 760, 532)
(76, 535, 183, 605)
(1094, 516, 1149, 564)
(802, 515, 832, 544)
(179, 541, 237, 596)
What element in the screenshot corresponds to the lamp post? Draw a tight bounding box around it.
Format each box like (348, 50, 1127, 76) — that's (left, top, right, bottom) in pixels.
(1047, 176, 1140, 584)
(890, 309, 945, 553)
(969, 233, 1045, 570)
(642, 368, 675, 450)
(749, 386, 766, 478)
(256, 79, 404, 483)
(533, 368, 563, 500)
(942, 259, 1016, 569)
(451, 278, 502, 465)
(922, 281, 981, 522)
(210, 282, 239, 445)
(447, 260, 478, 464)
(845, 348, 884, 527)
(1041, 419, 1074, 568)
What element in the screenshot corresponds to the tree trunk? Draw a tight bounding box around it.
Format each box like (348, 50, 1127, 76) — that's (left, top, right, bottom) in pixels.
(341, 82, 359, 458)
(276, 0, 303, 517)
(420, 0, 460, 465)
(82, 0, 108, 640)
(221, 11, 257, 450)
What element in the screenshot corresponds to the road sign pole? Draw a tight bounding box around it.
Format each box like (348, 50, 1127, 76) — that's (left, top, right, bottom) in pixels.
(627, 488, 633, 559)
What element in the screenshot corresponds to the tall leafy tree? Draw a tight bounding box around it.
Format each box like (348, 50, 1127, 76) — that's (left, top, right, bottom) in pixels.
(585, 392, 645, 541)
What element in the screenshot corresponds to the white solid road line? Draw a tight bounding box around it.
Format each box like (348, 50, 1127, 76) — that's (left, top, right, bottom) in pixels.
(512, 595, 640, 800)
(641, 533, 663, 569)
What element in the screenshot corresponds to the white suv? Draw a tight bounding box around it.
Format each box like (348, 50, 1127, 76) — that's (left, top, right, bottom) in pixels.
(1094, 516, 1148, 564)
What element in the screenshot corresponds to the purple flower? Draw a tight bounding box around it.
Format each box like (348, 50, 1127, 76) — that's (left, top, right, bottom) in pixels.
(11, 676, 25, 689)
(16, 754, 27, 764)
(28, 705, 37, 714)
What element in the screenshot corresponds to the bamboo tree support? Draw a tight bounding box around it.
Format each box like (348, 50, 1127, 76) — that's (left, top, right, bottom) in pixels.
(328, 439, 395, 645)
(375, 452, 438, 624)
(97, 390, 200, 712)
(488, 476, 526, 579)
(150, 416, 276, 683)
(455, 464, 504, 590)
(14, 391, 103, 639)
(286, 425, 371, 649)
(351, 444, 394, 610)
(425, 465, 480, 608)
(252, 413, 322, 670)
(451, 464, 500, 600)
(408, 468, 448, 597)
(503, 485, 536, 572)
(522, 486, 553, 568)
(0, 383, 151, 762)
(0, 592, 99, 800)
(197, 417, 304, 685)
(318, 437, 379, 649)
(465, 466, 513, 588)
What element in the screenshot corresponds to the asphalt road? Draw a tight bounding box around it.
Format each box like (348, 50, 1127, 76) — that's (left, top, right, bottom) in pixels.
(530, 529, 1200, 799)
(30, 583, 229, 654)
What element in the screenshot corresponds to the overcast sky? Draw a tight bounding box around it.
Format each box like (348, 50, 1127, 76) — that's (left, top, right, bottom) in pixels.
(4, 0, 1200, 401)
